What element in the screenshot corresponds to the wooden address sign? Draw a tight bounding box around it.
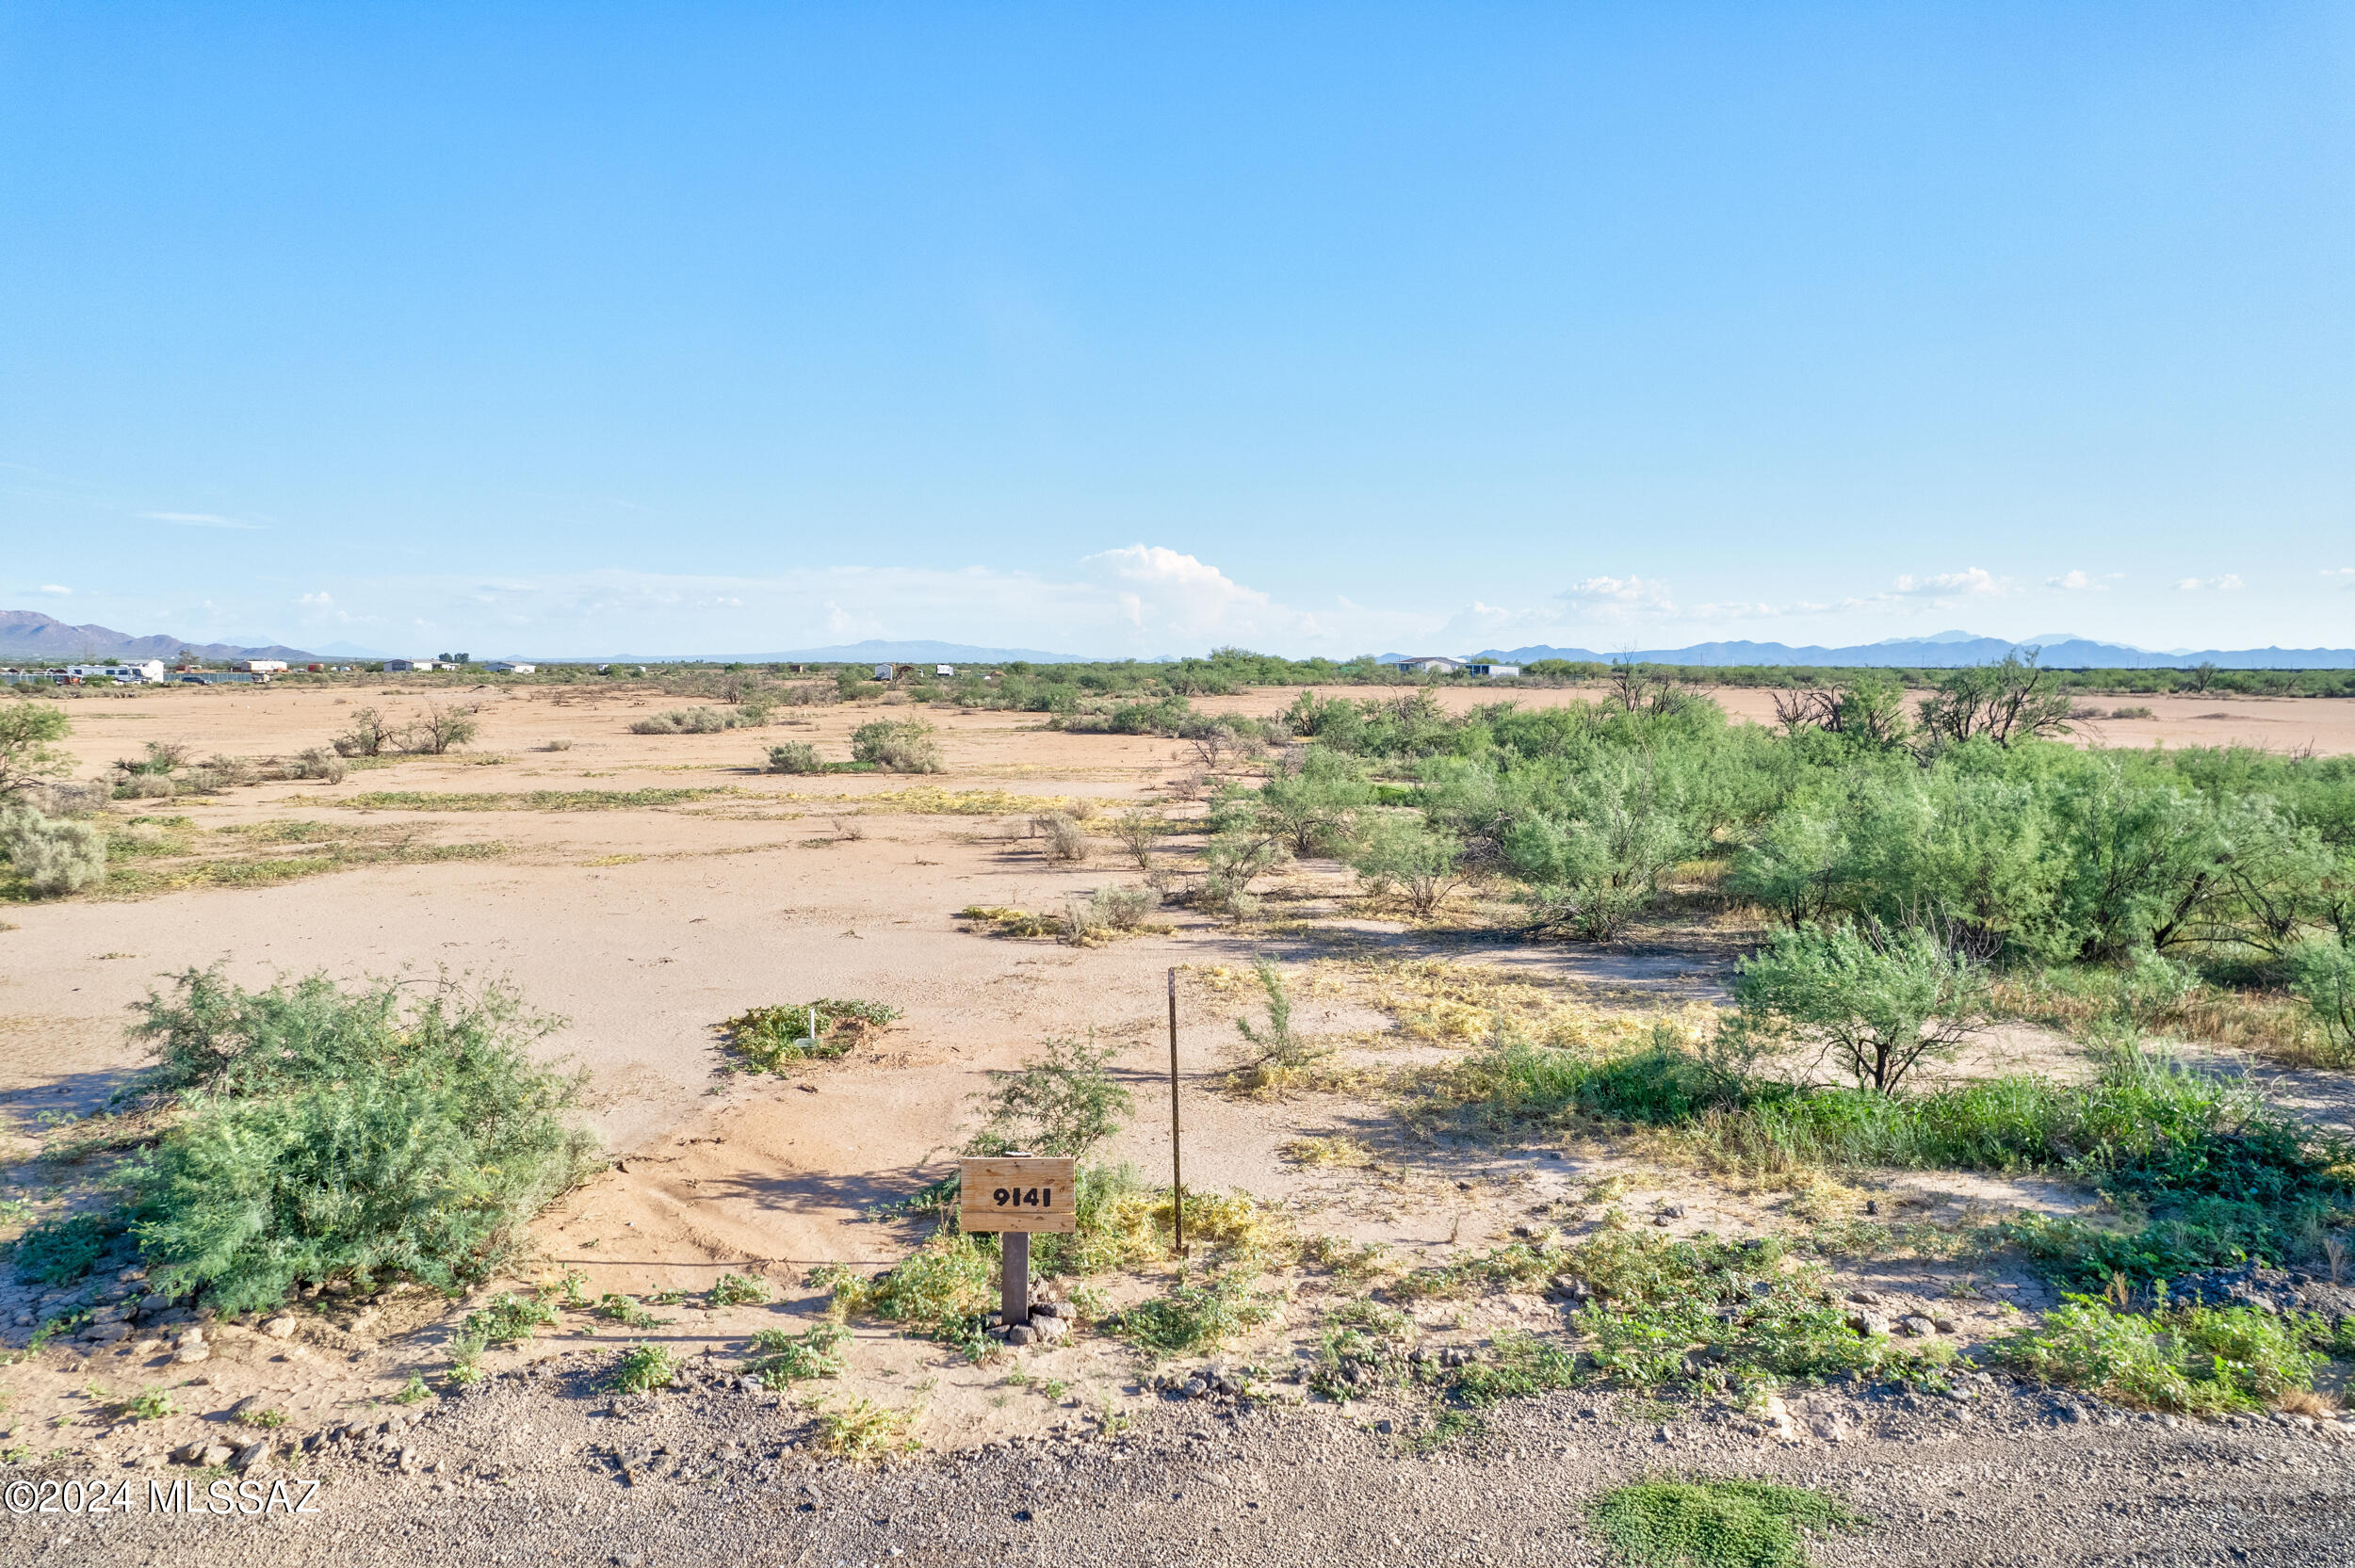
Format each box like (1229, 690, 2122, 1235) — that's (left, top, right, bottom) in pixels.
(957, 1156, 1078, 1235)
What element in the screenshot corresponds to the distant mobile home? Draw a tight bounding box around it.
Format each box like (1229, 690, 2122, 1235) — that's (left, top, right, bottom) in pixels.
(382, 659, 435, 672)
(235, 660, 290, 674)
(1393, 655, 1466, 674)
(483, 661, 535, 674)
(1466, 662, 1520, 678)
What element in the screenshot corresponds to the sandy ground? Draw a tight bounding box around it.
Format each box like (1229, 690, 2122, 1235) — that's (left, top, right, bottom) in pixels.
(2, 678, 2349, 1536)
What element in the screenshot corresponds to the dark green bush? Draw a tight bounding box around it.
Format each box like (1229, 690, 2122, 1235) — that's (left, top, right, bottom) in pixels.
(106, 968, 597, 1311)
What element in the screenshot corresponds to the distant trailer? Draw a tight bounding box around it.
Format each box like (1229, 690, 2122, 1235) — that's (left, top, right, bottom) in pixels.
(1465, 663, 1521, 678)
(483, 661, 536, 674)
(1393, 656, 1466, 674)
(235, 660, 289, 673)
(935, 664, 955, 677)
(65, 661, 167, 683)
(383, 659, 435, 672)
(873, 663, 894, 680)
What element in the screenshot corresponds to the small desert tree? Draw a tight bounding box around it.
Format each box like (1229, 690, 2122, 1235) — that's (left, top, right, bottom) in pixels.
(406, 703, 481, 755)
(1110, 808, 1161, 870)
(965, 1034, 1132, 1159)
(0, 702, 73, 800)
(1915, 653, 2073, 751)
(1352, 815, 1468, 916)
(332, 706, 399, 758)
(2287, 938, 2355, 1065)
(1731, 923, 1991, 1093)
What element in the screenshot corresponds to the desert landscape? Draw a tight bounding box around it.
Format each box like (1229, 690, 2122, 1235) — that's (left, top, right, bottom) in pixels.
(2, 670, 2350, 1563)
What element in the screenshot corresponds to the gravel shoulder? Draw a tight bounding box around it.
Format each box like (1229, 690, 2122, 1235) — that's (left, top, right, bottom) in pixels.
(12, 1351, 2352, 1567)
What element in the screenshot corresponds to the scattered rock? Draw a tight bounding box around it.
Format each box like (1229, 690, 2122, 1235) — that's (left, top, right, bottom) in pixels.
(261, 1316, 299, 1339)
(1845, 1290, 1884, 1305)
(1843, 1311, 1890, 1337)
(1004, 1323, 1036, 1348)
(202, 1444, 235, 1467)
(1896, 1315, 1938, 1338)
(231, 1441, 269, 1471)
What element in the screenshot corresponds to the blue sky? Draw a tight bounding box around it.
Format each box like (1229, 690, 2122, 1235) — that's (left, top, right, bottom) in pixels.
(4, 4, 2351, 657)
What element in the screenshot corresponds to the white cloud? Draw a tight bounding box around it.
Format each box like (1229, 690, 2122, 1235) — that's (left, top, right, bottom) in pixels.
(33, 584, 69, 596)
(2174, 574, 2245, 591)
(141, 511, 265, 530)
(1563, 574, 1677, 610)
(2045, 570, 2119, 591)
(1893, 567, 2007, 597)
(1080, 545, 1327, 644)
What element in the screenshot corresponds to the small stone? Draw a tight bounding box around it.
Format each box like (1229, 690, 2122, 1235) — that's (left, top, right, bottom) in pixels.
(201, 1444, 235, 1467)
(1843, 1311, 1889, 1337)
(174, 1347, 210, 1365)
(82, 1322, 132, 1344)
(1845, 1290, 1883, 1305)
(1864, 1200, 1880, 1215)
(1896, 1315, 1937, 1338)
(231, 1441, 269, 1471)
(1373, 1418, 1395, 1434)
(1032, 1315, 1069, 1343)
(1004, 1323, 1036, 1347)
(261, 1316, 299, 1339)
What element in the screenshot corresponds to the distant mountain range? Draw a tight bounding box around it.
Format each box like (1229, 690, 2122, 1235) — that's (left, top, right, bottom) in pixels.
(1384, 632, 2355, 671)
(0, 610, 318, 663)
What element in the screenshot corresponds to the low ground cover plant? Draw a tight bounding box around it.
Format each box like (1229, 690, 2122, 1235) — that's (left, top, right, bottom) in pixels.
(609, 1343, 676, 1394)
(719, 998, 902, 1070)
(765, 741, 824, 774)
(742, 1321, 849, 1388)
(1589, 1477, 1867, 1568)
(1991, 1294, 2341, 1414)
(630, 706, 746, 735)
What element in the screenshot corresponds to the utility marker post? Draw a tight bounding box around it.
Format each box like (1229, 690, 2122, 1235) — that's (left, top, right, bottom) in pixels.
(958, 1155, 1076, 1331)
(1168, 966, 1186, 1257)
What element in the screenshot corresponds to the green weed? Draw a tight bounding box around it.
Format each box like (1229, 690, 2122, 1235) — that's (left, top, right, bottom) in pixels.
(709, 1271, 770, 1307)
(1109, 1270, 1280, 1357)
(720, 999, 902, 1070)
(1990, 1295, 2331, 1414)
(609, 1343, 675, 1394)
(743, 1322, 850, 1389)
(1589, 1477, 1867, 1568)
(463, 1292, 557, 1347)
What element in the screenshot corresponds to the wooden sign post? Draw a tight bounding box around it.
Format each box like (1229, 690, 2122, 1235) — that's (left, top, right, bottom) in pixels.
(958, 1155, 1076, 1328)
